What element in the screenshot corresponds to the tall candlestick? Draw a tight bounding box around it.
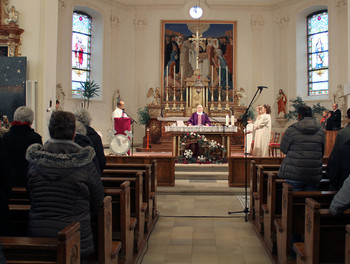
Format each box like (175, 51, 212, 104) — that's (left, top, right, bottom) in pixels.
(219, 65, 221, 86)
(166, 66, 169, 86)
(226, 66, 228, 87)
(181, 66, 183, 87)
(174, 66, 176, 87)
(211, 65, 213, 84)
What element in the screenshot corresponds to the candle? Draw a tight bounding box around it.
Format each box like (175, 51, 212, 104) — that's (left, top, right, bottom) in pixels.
(226, 66, 228, 87)
(174, 66, 176, 87)
(219, 65, 221, 86)
(225, 114, 229, 126)
(231, 115, 235, 127)
(211, 65, 213, 85)
(146, 128, 150, 149)
(181, 66, 183, 87)
(166, 66, 169, 86)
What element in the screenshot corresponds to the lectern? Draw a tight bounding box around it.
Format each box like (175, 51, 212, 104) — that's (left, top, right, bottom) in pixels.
(114, 117, 131, 135)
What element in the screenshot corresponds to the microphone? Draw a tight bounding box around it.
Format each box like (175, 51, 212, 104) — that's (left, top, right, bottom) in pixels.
(258, 86, 268, 89)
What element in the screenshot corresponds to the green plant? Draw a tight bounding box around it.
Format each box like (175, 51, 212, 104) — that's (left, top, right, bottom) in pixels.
(285, 96, 327, 120)
(80, 80, 100, 109)
(137, 106, 150, 125)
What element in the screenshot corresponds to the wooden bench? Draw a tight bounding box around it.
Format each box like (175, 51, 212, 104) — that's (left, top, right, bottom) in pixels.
(8, 194, 121, 264)
(1, 222, 81, 263)
(345, 225, 350, 263)
(294, 198, 350, 264)
(105, 155, 175, 187)
(102, 175, 146, 252)
(103, 169, 154, 233)
(105, 162, 158, 221)
(104, 181, 137, 264)
(274, 183, 336, 264)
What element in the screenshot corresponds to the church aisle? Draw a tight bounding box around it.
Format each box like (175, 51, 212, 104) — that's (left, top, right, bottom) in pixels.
(140, 195, 272, 264)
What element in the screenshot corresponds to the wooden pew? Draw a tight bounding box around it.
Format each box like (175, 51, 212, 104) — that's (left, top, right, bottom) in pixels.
(105, 155, 174, 187)
(345, 225, 350, 264)
(102, 175, 146, 252)
(103, 169, 154, 233)
(293, 198, 350, 264)
(8, 193, 121, 264)
(274, 183, 336, 264)
(104, 181, 137, 264)
(1, 222, 81, 263)
(105, 162, 158, 220)
(252, 164, 280, 233)
(263, 172, 284, 253)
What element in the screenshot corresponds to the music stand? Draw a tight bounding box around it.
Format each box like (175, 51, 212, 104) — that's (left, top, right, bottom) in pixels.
(228, 86, 265, 222)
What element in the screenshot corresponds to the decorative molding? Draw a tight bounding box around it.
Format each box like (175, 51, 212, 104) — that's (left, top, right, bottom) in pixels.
(207, 1, 272, 10)
(134, 17, 147, 31)
(250, 18, 264, 32)
(111, 14, 121, 28)
(58, 0, 67, 9)
(276, 15, 289, 30)
(336, 0, 347, 13)
(111, 0, 186, 9)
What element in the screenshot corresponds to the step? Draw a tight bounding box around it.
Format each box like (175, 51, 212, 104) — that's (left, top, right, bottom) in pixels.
(175, 171, 228, 180)
(175, 163, 228, 172)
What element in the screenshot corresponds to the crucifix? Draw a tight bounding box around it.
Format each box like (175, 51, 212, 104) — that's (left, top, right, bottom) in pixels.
(189, 29, 206, 75)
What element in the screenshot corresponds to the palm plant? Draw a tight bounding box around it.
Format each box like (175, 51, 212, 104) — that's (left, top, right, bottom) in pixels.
(80, 80, 100, 109)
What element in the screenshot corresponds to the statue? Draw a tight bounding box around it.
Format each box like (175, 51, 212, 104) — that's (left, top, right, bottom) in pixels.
(234, 87, 246, 106)
(277, 89, 287, 118)
(147, 87, 161, 106)
(4, 4, 19, 24)
(333, 84, 346, 114)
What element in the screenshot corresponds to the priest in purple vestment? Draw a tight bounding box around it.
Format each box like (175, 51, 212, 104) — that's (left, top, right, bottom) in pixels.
(188, 105, 211, 126)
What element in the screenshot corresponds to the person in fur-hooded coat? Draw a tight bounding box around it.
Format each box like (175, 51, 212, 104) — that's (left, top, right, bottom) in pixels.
(26, 111, 104, 257)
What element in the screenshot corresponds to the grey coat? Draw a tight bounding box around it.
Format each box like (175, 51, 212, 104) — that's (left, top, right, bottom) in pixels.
(26, 139, 104, 257)
(330, 173, 350, 216)
(277, 117, 325, 183)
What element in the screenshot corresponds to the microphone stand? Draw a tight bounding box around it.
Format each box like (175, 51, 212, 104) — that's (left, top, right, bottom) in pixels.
(123, 110, 138, 156)
(228, 86, 265, 222)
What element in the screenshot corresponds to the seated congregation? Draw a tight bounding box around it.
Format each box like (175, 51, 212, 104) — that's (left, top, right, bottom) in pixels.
(0, 107, 158, 264)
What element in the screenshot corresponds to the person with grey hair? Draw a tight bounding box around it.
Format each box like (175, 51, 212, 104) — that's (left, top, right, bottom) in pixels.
(2, 106, 42, 187)
(75, 109, 106, 173)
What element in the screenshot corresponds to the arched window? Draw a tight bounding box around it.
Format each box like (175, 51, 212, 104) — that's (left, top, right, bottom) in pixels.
(72, 12, 92, 97)
(307, 10, 328, 95)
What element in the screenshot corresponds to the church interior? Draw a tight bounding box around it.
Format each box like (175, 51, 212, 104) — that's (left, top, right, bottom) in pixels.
(1, 0, 350, 263)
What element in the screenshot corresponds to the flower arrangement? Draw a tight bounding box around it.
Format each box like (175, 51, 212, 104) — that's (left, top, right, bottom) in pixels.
(176, 132, 227, 164)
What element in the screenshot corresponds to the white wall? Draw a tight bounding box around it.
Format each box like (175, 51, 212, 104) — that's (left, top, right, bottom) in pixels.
(11, 0, 348, 143)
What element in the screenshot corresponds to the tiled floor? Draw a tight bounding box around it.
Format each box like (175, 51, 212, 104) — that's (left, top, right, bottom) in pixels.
(141, 193, 272, 264)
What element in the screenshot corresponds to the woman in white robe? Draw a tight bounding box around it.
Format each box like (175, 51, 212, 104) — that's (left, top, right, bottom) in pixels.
(253, 105, 271, 157)
(244, 118, 254, 154)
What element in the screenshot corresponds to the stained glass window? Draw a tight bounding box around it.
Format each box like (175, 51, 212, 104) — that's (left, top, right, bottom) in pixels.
(72, 12, 92, 96)
(307, 10, 328, 95)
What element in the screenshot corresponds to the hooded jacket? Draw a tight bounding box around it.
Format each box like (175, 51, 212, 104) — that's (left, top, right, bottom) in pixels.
(277, 117, 325, 183)
(26, 139, 104, 256)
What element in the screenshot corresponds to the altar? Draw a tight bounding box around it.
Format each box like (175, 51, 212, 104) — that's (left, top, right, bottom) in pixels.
(166, 125, 237, 158)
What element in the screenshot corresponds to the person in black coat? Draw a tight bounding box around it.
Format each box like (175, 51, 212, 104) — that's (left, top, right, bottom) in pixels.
(75, 109, 106, 173)
(326, 103, 342, 131)
(2, 106, 42, 187)
(26, 111, 104, 257)
(0, 137, 14, 236)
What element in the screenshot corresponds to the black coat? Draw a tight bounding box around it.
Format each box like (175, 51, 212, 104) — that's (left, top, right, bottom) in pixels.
(326, 109, 342, 130)
(74, 133, 102, 177)
(85, 126, 106, 173)
(26, 140, 104, 257)
(0, 137, 14, 236)
(278, 117, 325, 183)
(2, 125, 42, 187)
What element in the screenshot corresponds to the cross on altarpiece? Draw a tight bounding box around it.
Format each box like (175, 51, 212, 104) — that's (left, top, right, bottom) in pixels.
(189, 29, 206, 74)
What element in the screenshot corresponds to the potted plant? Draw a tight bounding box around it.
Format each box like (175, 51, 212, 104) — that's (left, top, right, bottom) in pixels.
(285, 96, 326, 121)
(80, 80, 100, 109)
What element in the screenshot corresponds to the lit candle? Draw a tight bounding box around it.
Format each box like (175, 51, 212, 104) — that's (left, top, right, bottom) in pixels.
(181, 66, 183, 87)
(226, 66, 228, 87)
(146, 128, 150, 149)
(166, 66, 169, 87)
(225, 114, 229, 126)
(231, 115, 235, 126)
(211, 65, 213, 85)
(219, 65, 221, 86)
